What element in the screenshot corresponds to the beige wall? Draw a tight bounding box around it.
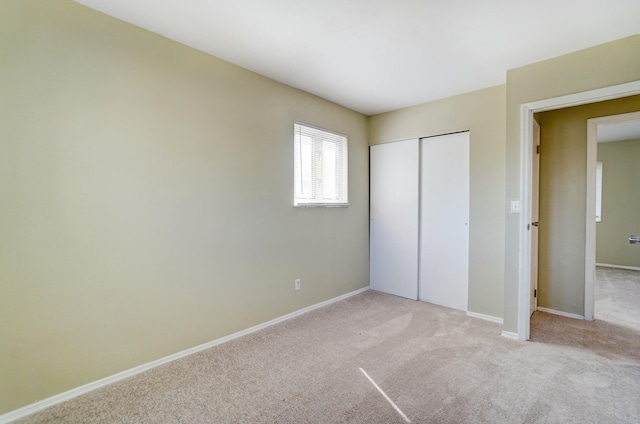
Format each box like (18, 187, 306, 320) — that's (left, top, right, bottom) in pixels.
(504, 35, 640, 332)
(596, 138, 640, 268)
(3, 0, 640, 415)
(369, 85, 507, 320)
(0, 1, 369, 414)
(536, 96, 640, 315)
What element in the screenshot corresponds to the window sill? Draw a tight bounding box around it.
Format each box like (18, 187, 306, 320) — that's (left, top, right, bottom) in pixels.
(294, 203, 350, 208)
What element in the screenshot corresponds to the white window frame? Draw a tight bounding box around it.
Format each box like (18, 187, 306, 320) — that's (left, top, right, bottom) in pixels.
(293, 122, 349, 207)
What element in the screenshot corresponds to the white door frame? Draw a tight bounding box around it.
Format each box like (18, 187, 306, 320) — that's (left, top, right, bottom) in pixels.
(517, 80, 640, 341)
(530, 119, 540, 316)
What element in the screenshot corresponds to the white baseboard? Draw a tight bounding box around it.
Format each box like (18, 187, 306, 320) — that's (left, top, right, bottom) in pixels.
(596, 263, 640, 271)
(537, 307, 584, 320)
(466, 311, 503, 325)
(0, 287, 369, 424)
(501, 331, 519, 340)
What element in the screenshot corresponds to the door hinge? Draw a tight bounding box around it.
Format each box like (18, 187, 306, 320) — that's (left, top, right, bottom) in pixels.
(534, 289, 537, 298)
(536, 145, 540, 154)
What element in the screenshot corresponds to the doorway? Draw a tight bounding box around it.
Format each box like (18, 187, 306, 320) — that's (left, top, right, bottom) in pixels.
(517, 81, 640, 341)
(534, 108, 640, 324)
(590, 112, 640, 326)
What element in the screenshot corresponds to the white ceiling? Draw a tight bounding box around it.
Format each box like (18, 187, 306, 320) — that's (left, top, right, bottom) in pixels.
(598, 120, 640, 143)
(76, 0, 640, 116)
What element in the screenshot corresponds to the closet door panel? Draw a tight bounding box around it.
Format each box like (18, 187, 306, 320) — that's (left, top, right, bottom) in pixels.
(370, 140, 419, 300)
(419, 132, 469, 310)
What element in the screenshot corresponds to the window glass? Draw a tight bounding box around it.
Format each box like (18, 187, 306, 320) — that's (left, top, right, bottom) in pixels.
(294, 123, 348, 207)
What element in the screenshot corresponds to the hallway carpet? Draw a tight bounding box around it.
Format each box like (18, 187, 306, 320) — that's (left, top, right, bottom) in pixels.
(595, 266, 640, 331)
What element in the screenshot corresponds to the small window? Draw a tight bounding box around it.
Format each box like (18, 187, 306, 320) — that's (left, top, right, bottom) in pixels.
(294, 123, 348, 207)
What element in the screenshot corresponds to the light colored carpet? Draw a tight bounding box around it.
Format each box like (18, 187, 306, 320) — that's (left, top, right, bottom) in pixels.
(15, 289, 640, 423)
(595, 266, 640, 331)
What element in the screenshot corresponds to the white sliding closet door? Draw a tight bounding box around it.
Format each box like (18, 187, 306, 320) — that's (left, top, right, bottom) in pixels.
(419, 132, 469, 311)
(370, 139, 419, 300)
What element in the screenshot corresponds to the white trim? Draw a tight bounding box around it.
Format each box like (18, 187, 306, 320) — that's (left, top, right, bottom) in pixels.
(518, 105, 535, 341)
(466, 311, 503, 324)
(501, 331, 519, 340)
(0, 287, 369, 424)
(585, 116, 598, 321)
(522, 81, 640, 113)
(597, 263, 640, 272)
(537, 307, 585, 321)
(517, 80, 640, 341)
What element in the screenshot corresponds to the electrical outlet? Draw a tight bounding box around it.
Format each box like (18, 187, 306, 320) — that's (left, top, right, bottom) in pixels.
(294, 279, 301, 291)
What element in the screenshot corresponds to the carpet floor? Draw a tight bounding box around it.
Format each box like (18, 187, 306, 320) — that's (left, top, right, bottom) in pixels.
(15, 273, 640, 423)
(595, 266, 640, 331)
